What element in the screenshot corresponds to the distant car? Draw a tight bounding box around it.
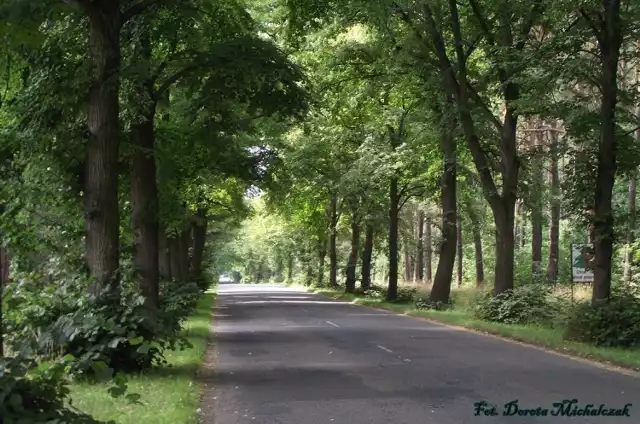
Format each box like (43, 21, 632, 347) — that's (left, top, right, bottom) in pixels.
(219, 274, 233, 283)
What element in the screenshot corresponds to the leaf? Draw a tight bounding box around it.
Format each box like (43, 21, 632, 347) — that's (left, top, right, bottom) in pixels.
(128, 336, 144, 346)
(136, 342, 151, 355)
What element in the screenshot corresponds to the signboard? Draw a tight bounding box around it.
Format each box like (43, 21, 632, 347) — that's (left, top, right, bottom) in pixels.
(571, 243, 595, 283)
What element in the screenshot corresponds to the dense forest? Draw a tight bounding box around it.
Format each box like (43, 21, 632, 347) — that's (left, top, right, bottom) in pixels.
(0, 0, 639, 422)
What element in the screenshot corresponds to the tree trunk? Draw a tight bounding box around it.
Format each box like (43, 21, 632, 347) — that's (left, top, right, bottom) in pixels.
(591, 3, 623, 304)
(158, 226, 171, 280)
(403, 236, 411, 282)
(430, 94, 457, 304)
(287, 252, 294, 283)
(328, 190, 338, 287)
(456, 216, 463, 287)
(361, 223, 374, 290)
(83, 1, 122, 297)
(494, 201, 517, 294)
(0, 245, 8, 356)
(317, 239, 327, 286)
(190, 208, 207, 281)
(168, 235, 180, 281)
(345, 216, 360, 293)
(624, 176, 636, 283)
(547, 122, 560, 283)
(415, 211, 424, 281)
(531, 128, 544, 278)
(473, 224, 484, 288)
(425, 217, 432, 283)
(179, 226, 191, 280)
(388, 175, 399, 301)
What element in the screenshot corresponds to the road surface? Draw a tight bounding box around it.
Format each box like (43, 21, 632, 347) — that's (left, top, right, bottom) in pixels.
(199, 284, 640, 423)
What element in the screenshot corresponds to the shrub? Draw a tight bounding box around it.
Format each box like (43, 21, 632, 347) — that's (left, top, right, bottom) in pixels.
(415, 296, 454, 311)
(0, 355, 112, 424)
(5, 273, 202, 376)
(473, 284, 555, 325)
(565, 288, 640, 348)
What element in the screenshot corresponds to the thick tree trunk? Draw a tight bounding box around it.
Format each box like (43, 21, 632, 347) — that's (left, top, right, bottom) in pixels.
(345, 217, 360, 293)
(591, 9, 622, 304)
(456, 217, 463, 287)
(83, 2, 122, 296)
(361, 223, 374, 290)
(425, 217, 432, 283)
(131, 109, 159, 308)
(494, 201, 517, 294)
(328, 191, 338, 287)
(190, 209, 207, 281)
(430, 96, 457, 304)
(547, 123, 560, 283)
(0, 245, 8, 356)
(415, 211, 424, 281)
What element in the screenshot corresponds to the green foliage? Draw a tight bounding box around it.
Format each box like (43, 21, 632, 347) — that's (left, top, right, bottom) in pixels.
(565, 287, 640, 348)
(0, 355, 112, 424)
(473, 284, 556, 326)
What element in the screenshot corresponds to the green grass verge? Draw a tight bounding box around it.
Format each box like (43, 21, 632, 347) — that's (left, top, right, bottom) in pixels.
(300, 285, 640, 372)
(68, 290, 216, 424)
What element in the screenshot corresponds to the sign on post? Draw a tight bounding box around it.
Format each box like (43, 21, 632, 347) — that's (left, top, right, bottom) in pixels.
(571, 243, 595, 283)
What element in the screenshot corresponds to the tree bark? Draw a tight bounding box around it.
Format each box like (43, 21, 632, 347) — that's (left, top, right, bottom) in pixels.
(624, 176, 636, 283)
(547, 122, 560, 283)
(190, 208, 208, 281)
(361, 223, 374, 290)
(287, 252, 294, 283)
(588, 1, 623, 304)
(456, 216, 463, 287)
(430, 94, 457, 303)
(415, 211, 424, 281)
(345, 215, 360, 293)
(82, 1, 123, 297)
(531, 125, 544, 278)
(388, 175, 399, 300)
(328, 190, 338, 287)
(158, 226, 171, 280)
(403, 235, 411, 282)
(179, 226, 191, 280)
(317, 239, 327, 286)
(425, 217, 432, 283)
(0, 245, 8, 356)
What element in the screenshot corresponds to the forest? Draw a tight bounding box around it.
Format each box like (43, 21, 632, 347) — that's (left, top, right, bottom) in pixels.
(0, 0, 639, 422)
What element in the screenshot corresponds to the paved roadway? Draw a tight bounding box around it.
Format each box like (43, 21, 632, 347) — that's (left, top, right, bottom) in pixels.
(199, 284, 640, 424)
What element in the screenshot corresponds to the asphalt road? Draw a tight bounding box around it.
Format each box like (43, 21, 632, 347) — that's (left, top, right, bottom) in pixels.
(199, 284, 640, 424)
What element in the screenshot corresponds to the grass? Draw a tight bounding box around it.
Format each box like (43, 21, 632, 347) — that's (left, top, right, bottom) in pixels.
(292, 283, 640, 372)
(68, 290, 216, 424)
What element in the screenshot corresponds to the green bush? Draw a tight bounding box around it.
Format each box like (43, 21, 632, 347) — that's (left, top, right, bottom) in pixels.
(473, 284, 555, 325)
(565, 288, 640, 348)
(0, 355, 112, 424)
(5, 273, 203, 375)
(414, 296, 454, 311)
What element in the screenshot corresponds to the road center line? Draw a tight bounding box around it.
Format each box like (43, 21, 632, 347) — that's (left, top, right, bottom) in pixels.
(377, 345, 393, 353)
(301, 308, 308, 313)
(326, 320, 340, 327)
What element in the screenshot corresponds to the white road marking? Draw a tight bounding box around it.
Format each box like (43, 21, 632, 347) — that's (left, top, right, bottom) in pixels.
(402, 358, 412, 363)
(377, 345, 393, 353)
(326, 320, 340, 327)
(301, 308, 309, 313)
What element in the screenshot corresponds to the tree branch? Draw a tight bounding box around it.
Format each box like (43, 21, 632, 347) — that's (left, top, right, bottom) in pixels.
(122, 0, 161, 24)
(156, 65, 200, 96)
(468, 0, 495, 46)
